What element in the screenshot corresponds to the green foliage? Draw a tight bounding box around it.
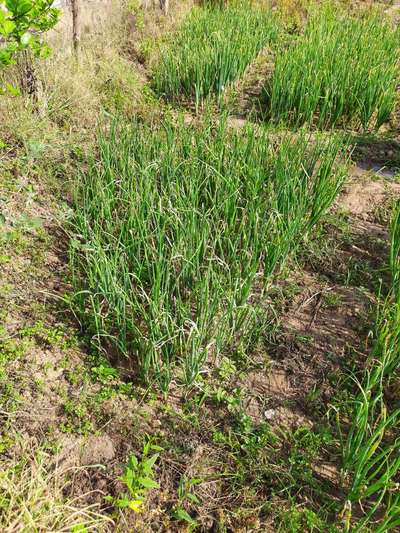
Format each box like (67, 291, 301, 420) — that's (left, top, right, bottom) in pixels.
(70, 117, 347, 390)
(0, 335, 25, 412)
(89, 356, 134, 400)
(172, 475, 201, 527)
(20, 321, 68, 349)
(106, 438, 162, 513)
(152, 3, 278, 106)
(213, 420, 338, 528)
(60, 398, 93, 435)
(0, 0, 60, 69)
(278, 506, 338, 533)
(268, 6, 399, 129)
(342, 201, 400, 532)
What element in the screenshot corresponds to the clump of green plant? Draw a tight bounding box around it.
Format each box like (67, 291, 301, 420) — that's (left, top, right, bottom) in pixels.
(152, 3, 279, 106)
(70, 117, 347, 390)
(278, 505, 338, 533)
(172, 475, 201, 527)
(267, 6, 399, 129)
(60, 399, 93, 435)
(342, 201, 400, 532)
(106, 438, 162, 513)
(213, 422, 338, 528)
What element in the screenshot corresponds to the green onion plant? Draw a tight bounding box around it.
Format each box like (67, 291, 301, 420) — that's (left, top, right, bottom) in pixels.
(343, 202, 400, 532)
(268, 6, 399, 129)
(152, 3, 279, 107)
(70, 117, 347, 390)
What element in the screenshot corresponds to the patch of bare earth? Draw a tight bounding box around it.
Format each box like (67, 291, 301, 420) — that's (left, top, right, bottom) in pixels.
(225, 45, 274, 122)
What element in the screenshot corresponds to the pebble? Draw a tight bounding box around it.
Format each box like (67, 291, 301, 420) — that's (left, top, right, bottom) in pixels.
(264, 409, 275, 420)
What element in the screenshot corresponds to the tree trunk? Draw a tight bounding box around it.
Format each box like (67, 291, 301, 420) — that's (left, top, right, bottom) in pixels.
(18, 50, 38, 103)
(159, 0, 169, 15)
(71, 0, 79, 53)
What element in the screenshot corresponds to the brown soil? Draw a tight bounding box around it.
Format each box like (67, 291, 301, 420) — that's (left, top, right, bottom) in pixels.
(340, 175, 400, 215)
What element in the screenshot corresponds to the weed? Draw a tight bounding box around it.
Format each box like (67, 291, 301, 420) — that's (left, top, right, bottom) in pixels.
(278, 505, 339, 532)
(214, 386, 243, 413)
(212, 420, 337, 525)
(60, 399, 93, 435)
(65, 365, 89, 387)
(296, 334, 314, 346)
(217, 356, 237, 382)
(322, 291, 343, 309)
(20, 321, 68, 349)
(106, 437, 162, 513)
(0, 227, 29, 253)
(0, 336, 27, 412)
(172, 475, 201, 527)
(91, 359, 119, 384)
(89, 356, 134, 400)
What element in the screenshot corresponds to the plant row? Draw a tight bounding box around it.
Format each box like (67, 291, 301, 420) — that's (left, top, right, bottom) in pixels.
(153, 3, 399, 129)
(70, 118, 347, 389)
(152, 4, 279, 108)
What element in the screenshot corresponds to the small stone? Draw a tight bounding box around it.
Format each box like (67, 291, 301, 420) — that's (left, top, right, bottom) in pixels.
(264, 409, 275, 420)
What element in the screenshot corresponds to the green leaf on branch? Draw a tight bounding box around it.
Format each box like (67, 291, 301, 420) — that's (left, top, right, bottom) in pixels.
(0, 0, 60, 78)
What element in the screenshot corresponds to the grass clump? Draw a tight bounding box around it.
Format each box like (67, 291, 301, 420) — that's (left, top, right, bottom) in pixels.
(70, 117, 347, 390)
(268, 6, 399, 129)
(152, 3, 279, 106)
(0, 439, 113, 532)
(342, 202, 400, 532)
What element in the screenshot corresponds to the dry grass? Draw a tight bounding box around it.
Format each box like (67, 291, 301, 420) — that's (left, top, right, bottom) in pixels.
(0, 0, 196, 153)
(0, 439, 114, 532)
(0, 4, 153, 531)
(0, 0, 147, 152)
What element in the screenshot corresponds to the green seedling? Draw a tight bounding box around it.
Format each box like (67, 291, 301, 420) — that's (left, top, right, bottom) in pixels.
(172, 475, 201, 527)
(106, 437, 163, 513)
